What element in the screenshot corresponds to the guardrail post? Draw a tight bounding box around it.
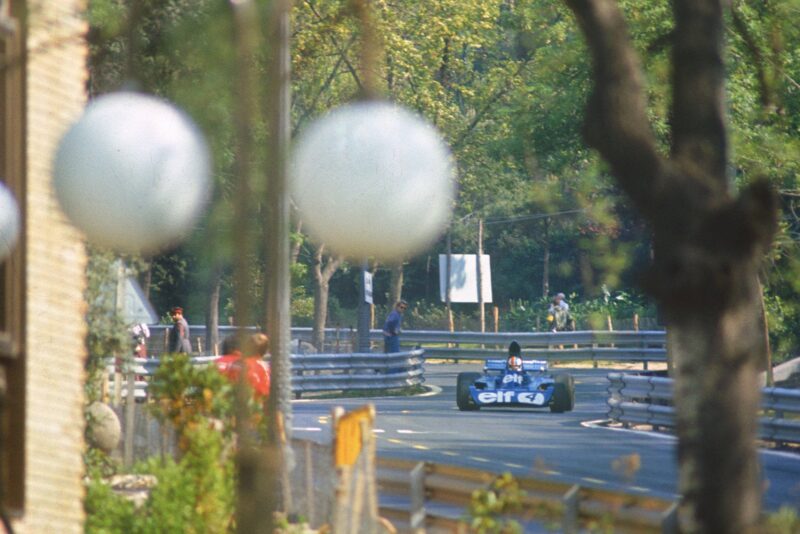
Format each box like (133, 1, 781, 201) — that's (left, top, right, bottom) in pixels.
(562, 484, 580, 534)
(409, 461, 427, 533)
(660, 502, 679, 533)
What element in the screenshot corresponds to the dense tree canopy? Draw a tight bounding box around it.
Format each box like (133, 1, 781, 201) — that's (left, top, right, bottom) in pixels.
(86, 0, 800, 361)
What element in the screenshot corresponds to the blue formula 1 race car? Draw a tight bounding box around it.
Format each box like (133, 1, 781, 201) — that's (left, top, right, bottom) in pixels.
(456, 341, 575, 413)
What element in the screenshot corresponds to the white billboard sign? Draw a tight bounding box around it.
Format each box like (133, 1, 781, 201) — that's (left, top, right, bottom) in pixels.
(439, 254, 493, 303)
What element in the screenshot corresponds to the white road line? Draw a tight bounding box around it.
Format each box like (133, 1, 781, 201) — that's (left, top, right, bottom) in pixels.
(441, 451, 459, 457)
(397, 429, 427, 434)
(292, 427, 322, 432)
(504, 463, 524, 469)
(582, 477, 606, 485)
(413, 444, 430, 451)
(581, 419, 676, 441)
(470, 456, 490, 463)
(373, 429, 385, 434)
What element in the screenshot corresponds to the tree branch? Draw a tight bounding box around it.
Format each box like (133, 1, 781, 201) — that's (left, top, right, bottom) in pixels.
(729, 4, 772, 110)
(670, 0, 728, 181)
(292, 34, 357, 135)
(451, 56, 532, 151)
(304, 0, 364, 93)
(563, 0, 664, 214)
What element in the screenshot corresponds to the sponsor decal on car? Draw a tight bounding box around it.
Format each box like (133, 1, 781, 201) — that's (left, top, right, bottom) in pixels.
(474, 390, 546, 405)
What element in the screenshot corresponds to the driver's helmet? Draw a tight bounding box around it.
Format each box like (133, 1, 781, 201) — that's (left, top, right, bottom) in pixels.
(507, 356, 523, 372)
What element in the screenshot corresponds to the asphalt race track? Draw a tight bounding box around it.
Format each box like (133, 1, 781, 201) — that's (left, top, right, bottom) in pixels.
(291, 362, 800, 512)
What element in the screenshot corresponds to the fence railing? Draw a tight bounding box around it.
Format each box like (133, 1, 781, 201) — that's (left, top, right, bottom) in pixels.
(147, 325, 667, 364)
(107, 349, 425, 400)
(607, 373, 800, 444)
(377, 457, 678, 533)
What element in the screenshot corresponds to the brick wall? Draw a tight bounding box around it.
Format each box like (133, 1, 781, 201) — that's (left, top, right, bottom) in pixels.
(14, 1, 89, 532)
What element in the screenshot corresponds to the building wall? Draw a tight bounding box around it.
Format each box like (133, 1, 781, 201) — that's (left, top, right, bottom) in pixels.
(14, 1, 88, 532)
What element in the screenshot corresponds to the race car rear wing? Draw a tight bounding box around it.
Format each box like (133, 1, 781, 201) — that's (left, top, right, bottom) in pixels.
(484, 359, 548, 373)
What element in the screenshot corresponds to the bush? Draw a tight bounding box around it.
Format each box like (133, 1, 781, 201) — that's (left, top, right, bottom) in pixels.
(85, 354, 259, 533)
(502, 289, 657, 332)
(85, 424, 235, 534)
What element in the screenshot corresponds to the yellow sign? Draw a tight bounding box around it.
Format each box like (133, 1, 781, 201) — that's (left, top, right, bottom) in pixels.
(334, 405, 374, 467)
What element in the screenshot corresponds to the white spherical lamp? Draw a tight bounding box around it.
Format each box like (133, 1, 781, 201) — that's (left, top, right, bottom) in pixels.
(0, 182, 21, 261)
(54, 92, 211, 254)
(290, 101, 455, 261)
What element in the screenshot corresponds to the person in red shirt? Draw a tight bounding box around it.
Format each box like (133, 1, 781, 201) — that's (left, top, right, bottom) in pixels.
(215, 333, 270, 398)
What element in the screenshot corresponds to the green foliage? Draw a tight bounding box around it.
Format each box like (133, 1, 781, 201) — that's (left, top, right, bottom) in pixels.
(85, 477, 137, 534)
(764, 506, 800, 534)
(503, 298, 551, 332)
(85, 248, 132, 402)
(86, 354, 242, 533)
(135, 426, 234, 534)
(569, 287, 657, 331)
(85, 424, 235, 534)
(467, 473, 524, 534)
(501, 290, 656, 332)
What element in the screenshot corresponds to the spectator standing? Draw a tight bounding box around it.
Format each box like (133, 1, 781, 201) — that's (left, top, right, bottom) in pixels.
(168, 306, 192, 353)
(215, 333, 271, 398)
(548, 293, 575, 332)
(382, 300, 408, 353)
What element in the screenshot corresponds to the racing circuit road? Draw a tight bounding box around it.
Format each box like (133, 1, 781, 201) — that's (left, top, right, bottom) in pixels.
(291, 363, 800, 512)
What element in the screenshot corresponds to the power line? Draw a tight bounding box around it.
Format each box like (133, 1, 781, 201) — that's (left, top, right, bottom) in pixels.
(483, 208, 587, 225)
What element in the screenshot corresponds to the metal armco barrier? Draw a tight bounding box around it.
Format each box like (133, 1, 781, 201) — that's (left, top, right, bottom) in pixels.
(608, 373, 800, 444)
(377, 457, 678, 533)
(107, 349, 425, 399)
(292, 350, 425, 397)
(148, 324, 667, 364)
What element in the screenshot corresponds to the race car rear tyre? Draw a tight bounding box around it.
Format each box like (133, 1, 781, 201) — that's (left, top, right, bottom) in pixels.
(457, 372, 481, 411)
(550, 373, 575, 413)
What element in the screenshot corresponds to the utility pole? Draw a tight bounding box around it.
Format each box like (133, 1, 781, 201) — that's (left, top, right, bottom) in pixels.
(263, 0, 293, 438)
(477, 218, 485, 333)
(446, 231, 454, 334)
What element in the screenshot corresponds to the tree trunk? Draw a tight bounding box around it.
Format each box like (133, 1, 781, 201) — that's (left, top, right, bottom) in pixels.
(389, 263, 403, 306)
(141, 261, 152, 300)
(311, 245, 343, 352)
(290, 219, 303, 264)
(668, 301, 763, 532)
(563, 1, 778, 531)
(312, 279, 329, 351)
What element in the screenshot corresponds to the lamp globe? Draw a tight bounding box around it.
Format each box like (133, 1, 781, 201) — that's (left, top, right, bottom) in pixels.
(0, 182, 20, 261)
(290, 101, 455, 262)
(54, 92, 211, 254)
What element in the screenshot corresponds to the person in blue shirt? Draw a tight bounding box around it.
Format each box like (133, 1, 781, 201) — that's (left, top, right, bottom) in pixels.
(382, 300, 408, 353)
